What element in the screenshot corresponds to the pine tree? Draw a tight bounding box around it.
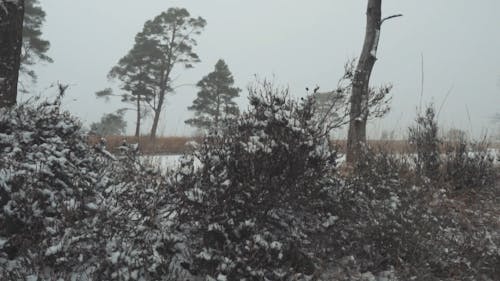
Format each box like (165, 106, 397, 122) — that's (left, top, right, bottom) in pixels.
(140, 8, 206, 139)
(90, 112, 127, 136)
(100, 8, 206, 138)
(105, 8, 206, 139)
(21, 0, 52, 82)
(185, 59, 241, 131)
(100, 35, 157, 137)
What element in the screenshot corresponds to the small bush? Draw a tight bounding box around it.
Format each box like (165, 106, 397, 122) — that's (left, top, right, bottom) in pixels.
(408, 105, 497, 190)
(408, 106, 441, 181)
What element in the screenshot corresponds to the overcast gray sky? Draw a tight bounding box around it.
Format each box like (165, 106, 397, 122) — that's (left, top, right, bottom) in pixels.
(29, 0, 500, 138)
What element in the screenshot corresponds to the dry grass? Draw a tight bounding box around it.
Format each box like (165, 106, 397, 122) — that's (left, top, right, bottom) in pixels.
(88, 135, 201, 155)
(88, 136, 500, 155)
(334, 140, 500, 154)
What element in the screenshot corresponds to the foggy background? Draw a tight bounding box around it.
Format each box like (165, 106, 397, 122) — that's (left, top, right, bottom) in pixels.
(27, 0, 500, 139)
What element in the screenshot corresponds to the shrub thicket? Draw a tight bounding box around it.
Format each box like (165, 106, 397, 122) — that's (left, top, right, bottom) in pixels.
(173, 83, 338, 280)
(442, 138, 496, 190)
(0, 98, 183, 280)
(1, 93, 498, 281)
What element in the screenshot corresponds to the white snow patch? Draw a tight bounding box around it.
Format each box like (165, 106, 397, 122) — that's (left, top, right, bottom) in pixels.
(26, 275, 38, 281)
(140, 154, 201, 172)
(85, 202, 98, 210)
(322, 215, 339, 228)
(0, 237, 7, 249)
(217, 273, 227, 281)
(110, 251, 120, 264)
(45, 241, 63, 256)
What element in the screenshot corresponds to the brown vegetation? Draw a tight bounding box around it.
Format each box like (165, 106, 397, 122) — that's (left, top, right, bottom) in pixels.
(88, 136, 500, 155)
(87, 135, 201, 155)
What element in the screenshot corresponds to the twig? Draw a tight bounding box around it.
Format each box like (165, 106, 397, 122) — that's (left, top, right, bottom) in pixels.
(419, 53, 424, 114)
(466, 105, 474, 137)
(437, 84, 454, 119)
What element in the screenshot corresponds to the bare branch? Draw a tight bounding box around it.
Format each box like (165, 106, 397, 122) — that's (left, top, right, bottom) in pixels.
(381, 14, 403, 25)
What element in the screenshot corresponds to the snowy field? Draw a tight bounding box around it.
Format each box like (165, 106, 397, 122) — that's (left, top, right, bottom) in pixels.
(140, 154, 184, 173)
(142, 149, 499, 173)
(141, 154, 347, 172)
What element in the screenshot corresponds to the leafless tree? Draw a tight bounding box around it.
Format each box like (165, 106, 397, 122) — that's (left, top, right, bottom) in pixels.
(346, 0, 401, 164)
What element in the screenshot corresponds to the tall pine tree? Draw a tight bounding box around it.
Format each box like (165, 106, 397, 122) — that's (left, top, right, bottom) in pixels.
(141, 8, 206, 139)
(99, 34, 157, 137)
(185, 59, 240, 131)
(99, 8, 206, 138)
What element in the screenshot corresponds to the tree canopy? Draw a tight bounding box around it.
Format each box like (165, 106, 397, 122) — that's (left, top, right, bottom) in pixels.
(21, 0, 52, 82)
(141, 7, 206, 138)
(90, 112, 127, 136)
(100, 35, 157, 137)
(101, 7, 206, 138)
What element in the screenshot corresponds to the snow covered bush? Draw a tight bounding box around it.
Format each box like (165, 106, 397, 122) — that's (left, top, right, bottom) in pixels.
(173, 82, 338, 280)
(0, 97, 182, 280)
(0, 97, 104, 278)
(326, 148, 437, 274)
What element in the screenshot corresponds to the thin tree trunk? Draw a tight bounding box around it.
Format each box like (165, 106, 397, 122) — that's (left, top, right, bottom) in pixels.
(135, 94, 141, 137)
(346, 0, 382, 164)
(150, 26, 176, 140)
(150, 90, 165, 139)
(150, 75, 167, 139)
(215, 93, 221, 129)
(0, 0, 25, 108)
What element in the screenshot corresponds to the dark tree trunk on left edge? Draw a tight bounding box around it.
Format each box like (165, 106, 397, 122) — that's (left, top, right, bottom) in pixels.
(0, 0, 25, 108)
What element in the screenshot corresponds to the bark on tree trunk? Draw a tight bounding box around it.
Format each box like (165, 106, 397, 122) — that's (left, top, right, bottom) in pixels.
(215, 93, 221, 129)
(135, 94, 141, 137)
(346, 0, 382, 164)
(150, 60, 172, 140)
(150, 90, 165, 139)
(0, 0, 25, 108)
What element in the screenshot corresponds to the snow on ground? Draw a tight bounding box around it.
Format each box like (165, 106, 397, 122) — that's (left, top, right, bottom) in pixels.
(142, 154, 347, 173)
(141, 149, 499, 173)
(140, 154, 203, 173)
(140, 154, 183, 173)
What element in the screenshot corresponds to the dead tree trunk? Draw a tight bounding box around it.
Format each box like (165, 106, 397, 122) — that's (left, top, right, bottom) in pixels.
(346, 0, 382, 164)
(0, 0, 25, 108)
